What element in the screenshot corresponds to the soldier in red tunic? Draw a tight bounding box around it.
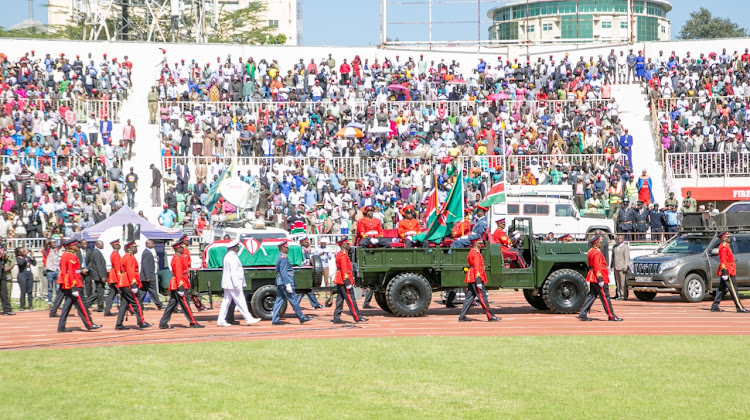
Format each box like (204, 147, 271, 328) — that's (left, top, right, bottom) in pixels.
(332, 237, 366, 324)
(159, 241, 205, 329)
(103, 239, 122, 316)
(357, 206, 388, 247)
(58, 239, 101, 332)
(578, 235, 623, 322)
(178, 234, 206, 311)
(458, 238, 499, 322)
(115, 241, 152, 330)
(711, 232, 747, 312)
(492, 218, 527, 268)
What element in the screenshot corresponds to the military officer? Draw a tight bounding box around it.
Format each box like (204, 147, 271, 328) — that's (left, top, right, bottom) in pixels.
(397, 207, 422, 248)
(333, 237, 366, 324)
(357, 206, 388, 248)
(159, 241, 205, 328)
(103, 239, 122, 316)
(458, 238, 499, 322)
(115, 241, 152, 330)
(711, 232, 748, 313)
(271, 240, 311, 325)
(647, 203, 664, 242)
(177, 235, 207, 311)
(492, 218, 526, 268)
(617, 199, 635, 241)
(451, 205, 488, 248)
(578, 235, 623, 322)
(633, 201, 649, 241)
(58, 239, 101, 332)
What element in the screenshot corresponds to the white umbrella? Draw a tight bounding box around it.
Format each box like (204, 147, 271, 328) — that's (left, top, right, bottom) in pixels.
(346, 122, 365, 129)
(368, 126, 392, 134)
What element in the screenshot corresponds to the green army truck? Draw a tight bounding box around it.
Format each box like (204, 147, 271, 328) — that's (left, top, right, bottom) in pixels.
(353, 218, 592, 316)
(187, 239, 324, 320)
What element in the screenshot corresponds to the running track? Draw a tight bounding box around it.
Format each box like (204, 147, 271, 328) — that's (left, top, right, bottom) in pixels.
(2, 291, 749, 351)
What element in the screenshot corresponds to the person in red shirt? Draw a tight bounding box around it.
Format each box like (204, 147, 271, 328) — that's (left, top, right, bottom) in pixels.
(332, 238, 365, 324)
(458, 238, 499, 322)
(578, 235, 622, 322)
(339, 59, 351, 84)
(711, 232, 747, 312)
(357, 206, 387, 248)
(115, 241, 152, 330)
(397, 207, 421, 248)
(103, 239, 122, 316)
(159, 241, 205, 329)
(57, 239, 101, 332)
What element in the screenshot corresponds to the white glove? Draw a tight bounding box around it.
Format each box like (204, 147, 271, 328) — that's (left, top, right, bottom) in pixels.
(721, 275, 729, 281)
(285, 284, 293, 294)
(72, 291, 79, 297)
(131, 287, 139, 294)
(406, 236, 413, 241)
(476, 282, 483, 290)
(598, 281, 604, 288)
(370, 238, 379, 245)
(346, 284, 353, 289)
(177, 290, 184, 297)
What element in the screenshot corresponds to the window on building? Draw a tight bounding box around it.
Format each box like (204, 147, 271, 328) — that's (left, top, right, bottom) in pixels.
(558, 1, 577, 14)
(637, 15, 658, 41)
(543, 23, 553, 31)
(268, 20, 279, 28)
(528, 24, 535, 33)
(561, 15, 593, 39)
(621, 21, 628, 29)
(602, 21, 612, 29)
(661, 25, 666, 34)
(496, 22, 519, 40)
(614, 0, 628, 13)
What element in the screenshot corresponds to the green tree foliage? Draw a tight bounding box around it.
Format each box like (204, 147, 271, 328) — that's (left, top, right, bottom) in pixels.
(678, 7, 747, 39)
(209, 2, 286, 45)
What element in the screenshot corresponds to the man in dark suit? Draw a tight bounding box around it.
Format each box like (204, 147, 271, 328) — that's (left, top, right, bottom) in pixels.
(85, 240, 109, 311)
(139, 239, 164, 310)
(164, 187, 178, 215)
(150, 164, 162, 207)
(175, 162, 190, 194)
(78, 240, 92, 303)
(93, 205, 107, 223)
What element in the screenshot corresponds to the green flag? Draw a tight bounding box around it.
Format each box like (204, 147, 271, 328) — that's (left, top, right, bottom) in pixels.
(479, 181, 506, 208)
(202, 161, 234, 213)
(414, 173, 464, 244)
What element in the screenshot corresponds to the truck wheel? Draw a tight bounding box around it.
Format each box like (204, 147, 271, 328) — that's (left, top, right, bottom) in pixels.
(374, 292, 393, 313)
(680, 274, 706, 303)
(311, 255, 324, 287)
(386, 273, 432, 317)
(634, 291, 657, 301)
(542, 269, 587, 314)
(250, 285, 286, 320)
(523, 289, 549, 310)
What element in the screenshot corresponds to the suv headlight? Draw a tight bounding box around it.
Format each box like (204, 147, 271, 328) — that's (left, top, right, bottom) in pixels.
(659, 259, 680, 273)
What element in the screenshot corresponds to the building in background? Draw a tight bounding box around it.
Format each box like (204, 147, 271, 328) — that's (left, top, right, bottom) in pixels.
(487, 0, 671, 43)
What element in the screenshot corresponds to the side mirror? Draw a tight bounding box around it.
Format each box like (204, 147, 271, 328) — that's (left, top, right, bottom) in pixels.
(710, 248, 719, 256)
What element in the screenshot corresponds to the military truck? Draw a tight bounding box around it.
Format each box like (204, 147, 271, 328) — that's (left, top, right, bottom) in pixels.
(353, 218, 593, 316)
(188, 239, 324, 320)
(627, 212, 750, 303)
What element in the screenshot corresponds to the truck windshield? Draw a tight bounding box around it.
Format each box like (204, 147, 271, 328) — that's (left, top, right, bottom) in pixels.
(659, 236, 711, 254)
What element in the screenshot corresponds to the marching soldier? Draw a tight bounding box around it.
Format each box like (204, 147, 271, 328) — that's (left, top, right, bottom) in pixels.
(115, 241, 152, 330)
(458, 238, 499, 322)
(103, 239, 122, 316)
(178, 235, 207, 311)
(633, 201, 649, 241)
(578, 235, 623, 322)
(271, 240, 311, 325)
(58, 239, 101, 332)
(711, 232, 748, 313)
(159, 241, 204, 329)
(332, 237, 366, 324)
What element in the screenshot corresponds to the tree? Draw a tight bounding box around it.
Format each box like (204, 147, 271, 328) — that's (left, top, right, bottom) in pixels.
(678, 8, 747, 39)
(209, 2, 285, 45)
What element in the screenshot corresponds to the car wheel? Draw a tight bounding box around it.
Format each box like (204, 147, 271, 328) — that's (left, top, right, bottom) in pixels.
(385, 272, 432, 317)
(542, 269, 587, 314)
(680, 273, 706, 303)
(311, 255, 324, 287)
(634, 291, 657, 301)
(374, 291, 393, 313)
(250, 285, 286, 320)
(523, 289, 549, 310)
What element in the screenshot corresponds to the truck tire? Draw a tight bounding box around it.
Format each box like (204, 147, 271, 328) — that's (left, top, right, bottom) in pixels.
(634, 291, 657, 301)
(385, 272, 432, 317)
(250, 285, 286, 320)
(680, 273, 706, 303)
(374, 292, 393, 313)
(311, 255, 324, 287)
(542, 269, 587, 314)
(523, 289, 549, 310)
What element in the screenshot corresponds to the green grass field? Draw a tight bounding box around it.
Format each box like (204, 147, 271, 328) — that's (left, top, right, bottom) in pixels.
(2, 336, 749, 419)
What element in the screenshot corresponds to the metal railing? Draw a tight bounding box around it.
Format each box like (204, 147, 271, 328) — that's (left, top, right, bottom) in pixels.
(650, 95, 750, 112)
(12, 99, 123, 123)
(0, 155, 124, 172)
(666, 152, 750, 178)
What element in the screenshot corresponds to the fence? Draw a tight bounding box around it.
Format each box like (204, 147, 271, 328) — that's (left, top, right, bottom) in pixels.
(15, 99, 123, 123)
(0, 155, 123, 172)
(651, 95, 750, 113)
(665, 152, 750, 178)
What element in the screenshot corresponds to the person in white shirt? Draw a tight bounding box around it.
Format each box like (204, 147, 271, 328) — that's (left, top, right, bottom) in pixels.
(217, 239, 260, 327)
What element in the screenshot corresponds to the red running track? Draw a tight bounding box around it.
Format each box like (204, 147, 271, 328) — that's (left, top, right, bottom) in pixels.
(2, 291, 749, 351)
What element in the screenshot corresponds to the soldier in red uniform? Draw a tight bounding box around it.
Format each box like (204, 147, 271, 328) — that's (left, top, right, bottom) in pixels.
(397, 207, 422, 247)
(711, 232, 747, 312)
(357, 206, 388, 247)
(492, 218, 527, 268)
(58, 239, 101, 332)
(115, 241, 152, 330)
(103, 239, 122, 316)
(451, 212, 472, 238)
(578, 235, 623, 322)
(178, 234, 207, 311)
(458, 238, 499, 322)
(159, 242, 204, 329)
(332, 238, 366, 324)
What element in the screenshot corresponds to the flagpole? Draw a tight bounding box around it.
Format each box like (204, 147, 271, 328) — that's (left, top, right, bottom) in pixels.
(459, 161, 464, 218)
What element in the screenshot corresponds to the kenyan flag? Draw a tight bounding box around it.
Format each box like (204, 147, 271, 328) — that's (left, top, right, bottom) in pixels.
(479, 182, 506, 208)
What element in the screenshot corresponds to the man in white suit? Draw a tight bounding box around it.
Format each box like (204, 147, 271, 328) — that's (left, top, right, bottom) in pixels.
(217, 239, 261, 327)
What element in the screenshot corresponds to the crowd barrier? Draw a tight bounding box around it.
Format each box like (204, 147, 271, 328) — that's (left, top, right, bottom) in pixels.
(651, 95, 750, 113)
(0, 155, 123, 172)
(12, 99, 123, 123)
(666, 152, 750, 178)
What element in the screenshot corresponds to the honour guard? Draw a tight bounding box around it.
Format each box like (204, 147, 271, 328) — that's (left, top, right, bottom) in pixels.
(115, 241, 152, 330)
(103, 239, 122, 316)
(159, 241, 205, 328)
(711, 232, 748, 313)
(58, 239, 101, 332)
(578, 235, 623, 322)
(271, 240, 311, 325)
(332, 237, 366, 324)
(458, 238, 499, 322)
(178, 235, 207, 311)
